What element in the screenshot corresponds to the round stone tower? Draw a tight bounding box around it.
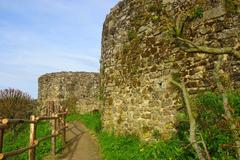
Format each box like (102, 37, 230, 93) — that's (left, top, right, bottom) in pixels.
(38, 71, 100, 114)
(100, 0, 240, 140)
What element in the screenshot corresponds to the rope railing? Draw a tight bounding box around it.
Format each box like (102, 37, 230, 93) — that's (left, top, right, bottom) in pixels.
(0, 101, 68, 160)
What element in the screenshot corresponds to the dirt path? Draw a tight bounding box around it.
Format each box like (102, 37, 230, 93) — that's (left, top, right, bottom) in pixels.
(59, 121, 102, 160)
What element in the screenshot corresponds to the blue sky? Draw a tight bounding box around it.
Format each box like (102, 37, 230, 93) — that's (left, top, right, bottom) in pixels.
(0, 0, 119, 98)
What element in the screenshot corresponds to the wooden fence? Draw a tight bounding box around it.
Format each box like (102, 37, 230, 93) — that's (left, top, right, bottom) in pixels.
(0, 101, 68, 160)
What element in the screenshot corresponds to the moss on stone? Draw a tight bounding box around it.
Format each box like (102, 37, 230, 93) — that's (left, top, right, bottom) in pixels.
(224, 0, 240, 14)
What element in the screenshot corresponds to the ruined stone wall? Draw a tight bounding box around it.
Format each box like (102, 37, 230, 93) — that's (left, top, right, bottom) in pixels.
(100, 0, 240, 140)
(38, 72, 99, 114)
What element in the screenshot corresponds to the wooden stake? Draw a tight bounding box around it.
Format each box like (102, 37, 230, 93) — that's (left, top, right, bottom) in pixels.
(56, 105, 60, 130)
(0, 129, 3, 153)
(29, 115, 36, 160)
(51, 113, 56, 155)
(0, 153, 4, 160)
(51, 102, 56, 155)
(46, 106, 49, 116)
(2, 119, 8, 125)
(61, 107, 66, 147)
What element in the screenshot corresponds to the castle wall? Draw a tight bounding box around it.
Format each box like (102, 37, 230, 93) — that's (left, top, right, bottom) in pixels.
(38, 72, 99, 114)
(100, 0, 240, 140)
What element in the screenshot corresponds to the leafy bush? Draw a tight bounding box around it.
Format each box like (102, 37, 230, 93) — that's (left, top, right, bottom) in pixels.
(0, 88, 33, 119)
(195, 91, 238, 159)
(227, 91, 240, 117)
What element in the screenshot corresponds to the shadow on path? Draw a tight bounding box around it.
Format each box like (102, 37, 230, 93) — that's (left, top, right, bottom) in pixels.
(58, 121, 102, 160)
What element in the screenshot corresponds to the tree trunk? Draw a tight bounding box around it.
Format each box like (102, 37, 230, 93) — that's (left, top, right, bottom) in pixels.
(171, 80, 206, 160)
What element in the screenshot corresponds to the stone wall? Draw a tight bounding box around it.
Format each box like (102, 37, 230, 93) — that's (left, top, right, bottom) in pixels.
(100, 0, 240, 140)
(38, 72, 99, 114)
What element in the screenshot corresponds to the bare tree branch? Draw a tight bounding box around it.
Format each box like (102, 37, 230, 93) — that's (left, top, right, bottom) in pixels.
(198, 133, 211, 160)
(170, 79, 206, 160)
(177, 37, 240, 59)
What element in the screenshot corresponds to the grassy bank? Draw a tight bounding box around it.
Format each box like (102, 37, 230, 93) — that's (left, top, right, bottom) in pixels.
(67, 112, 194, 159)
(67, 91, 239, 160)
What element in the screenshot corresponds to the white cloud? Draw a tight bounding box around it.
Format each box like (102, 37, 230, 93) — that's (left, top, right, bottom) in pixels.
(0, 0, 119, 97)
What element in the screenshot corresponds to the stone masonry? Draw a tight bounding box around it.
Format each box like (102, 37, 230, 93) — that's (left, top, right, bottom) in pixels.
(100, 0, 240, 140)
(38, 72, 99, 114)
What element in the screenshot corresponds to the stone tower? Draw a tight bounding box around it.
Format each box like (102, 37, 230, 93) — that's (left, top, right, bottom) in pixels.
(100, 0, 240, 140)
(38, 72, 100, 114)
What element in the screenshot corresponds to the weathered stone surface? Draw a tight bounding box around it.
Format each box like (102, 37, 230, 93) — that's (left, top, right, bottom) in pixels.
(100, 0, 240, 140)
(38, 72, 99, 114)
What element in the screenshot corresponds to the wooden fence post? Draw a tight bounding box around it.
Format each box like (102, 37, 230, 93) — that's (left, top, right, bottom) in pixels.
(46, 105, 49, 116)
(50, 102, 56, 155)
(56, 105, 60, 130)
(61, 107, 66, 147)
(0, 129, 4, 153)
(29, 115, 36, 160)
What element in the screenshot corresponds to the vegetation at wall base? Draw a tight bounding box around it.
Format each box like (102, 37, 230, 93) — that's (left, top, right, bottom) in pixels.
(67, 113, 195, 159)
(195, 91, 239, 160)
(67, 90, 239, 160)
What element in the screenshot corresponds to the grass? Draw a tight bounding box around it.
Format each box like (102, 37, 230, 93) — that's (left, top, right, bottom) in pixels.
(4, 91, 238, 159)
(67, 90, 240, 159)
(3, 121, 62, 160)
(67, 112, 195, 160)
(66, 112, 101, 133)
(98, 133, 190, 160)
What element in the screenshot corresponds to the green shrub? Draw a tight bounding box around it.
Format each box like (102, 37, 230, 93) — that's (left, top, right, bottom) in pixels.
(196, 92, 224, 116)
(227, 91, 240, 117)
(195, 91, 238, 159)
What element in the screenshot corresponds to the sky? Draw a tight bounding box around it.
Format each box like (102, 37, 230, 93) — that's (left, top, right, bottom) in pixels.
(0, 0, 119, 98)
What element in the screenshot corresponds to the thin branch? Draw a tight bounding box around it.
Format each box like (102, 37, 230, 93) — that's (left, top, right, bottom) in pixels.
(170, 79, 206, 160)
(221, 144, 240, 149)
(177, 37, 240, 59)
(199, 133, 211, 160)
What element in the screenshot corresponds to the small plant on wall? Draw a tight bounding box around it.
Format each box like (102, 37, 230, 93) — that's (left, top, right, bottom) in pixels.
(128, 30, 137, 41)
(148, 1, 163, 15)
(224, 0, 240, 14)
